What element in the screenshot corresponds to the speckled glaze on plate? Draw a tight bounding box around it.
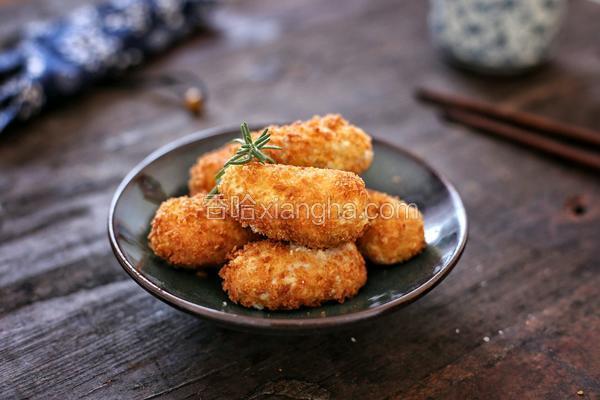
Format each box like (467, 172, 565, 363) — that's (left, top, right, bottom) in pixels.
(108, 124, 468, 333)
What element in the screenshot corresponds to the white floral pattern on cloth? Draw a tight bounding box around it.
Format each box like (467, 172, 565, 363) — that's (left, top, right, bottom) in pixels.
(429, 0, 566, 74)
(0, 0, 216, 133)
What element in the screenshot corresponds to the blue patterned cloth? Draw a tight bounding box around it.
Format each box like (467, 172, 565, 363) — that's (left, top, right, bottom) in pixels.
(0, 0, 216, 133)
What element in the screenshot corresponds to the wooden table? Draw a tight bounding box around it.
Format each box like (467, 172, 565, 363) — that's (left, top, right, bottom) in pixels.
(1, 1, 599, 398)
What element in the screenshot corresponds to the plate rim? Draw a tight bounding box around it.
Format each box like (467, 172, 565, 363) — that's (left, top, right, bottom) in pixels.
(108, 123, 468, 331)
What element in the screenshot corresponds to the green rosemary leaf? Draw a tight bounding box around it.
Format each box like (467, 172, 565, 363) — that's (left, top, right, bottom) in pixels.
(228, 159, 252, 165)
(214, 168, 226, 181)
(226, 153, 247, 162)
(206, 122, 282, 199)
(254, 135, 271, 148)
(256, 128, 269, 140)
(251, 149, 267, 162)
(241, 123, 252, 143)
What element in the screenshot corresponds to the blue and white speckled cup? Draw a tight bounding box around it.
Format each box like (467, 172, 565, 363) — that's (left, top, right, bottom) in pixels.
(429, 0, 567, 75)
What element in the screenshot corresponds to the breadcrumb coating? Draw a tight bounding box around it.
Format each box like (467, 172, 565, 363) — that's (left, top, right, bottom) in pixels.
(220, 241, 367, 310)
(148, 194, 256, 268)
(357, 189, 426, 265)
(188, 114, 373, 195)
(218, 163, 370, 248)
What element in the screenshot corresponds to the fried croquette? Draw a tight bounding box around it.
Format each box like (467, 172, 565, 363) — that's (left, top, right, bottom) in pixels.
(218, 163, 370, 248)
(148, 194, 256, 268)
(188, 114, 373, 194)
(357, 189, 426, 265)
(220, 241, 367, 310)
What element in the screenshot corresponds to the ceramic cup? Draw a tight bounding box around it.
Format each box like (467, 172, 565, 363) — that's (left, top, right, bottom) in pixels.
(429, 0, 567, 75)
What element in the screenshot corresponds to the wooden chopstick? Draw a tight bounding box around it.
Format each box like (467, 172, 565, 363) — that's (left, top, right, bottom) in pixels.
(444, 109, 600, 171)
(416, 87, 600, 148)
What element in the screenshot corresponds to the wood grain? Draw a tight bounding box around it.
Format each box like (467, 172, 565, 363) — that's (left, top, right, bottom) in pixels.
(0, 0, 599, 399)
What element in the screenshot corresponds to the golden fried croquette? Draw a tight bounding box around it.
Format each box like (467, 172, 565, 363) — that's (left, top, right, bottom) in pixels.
(218, 163, 370, 248)
(220, 241, 367, 310)
(148, 194, 256, 268)
(263, 114, 373, 173)
(357, 189, 426, 265)
(188, 114, 373, 195)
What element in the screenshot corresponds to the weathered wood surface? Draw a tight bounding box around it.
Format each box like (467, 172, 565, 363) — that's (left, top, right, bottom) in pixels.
(1, 0, 599, 399)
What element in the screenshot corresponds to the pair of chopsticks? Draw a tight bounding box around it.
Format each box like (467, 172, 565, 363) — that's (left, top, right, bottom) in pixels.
(416, 87, 600, 171)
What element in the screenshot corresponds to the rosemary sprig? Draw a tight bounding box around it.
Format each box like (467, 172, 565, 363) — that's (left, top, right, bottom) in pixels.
(207, 122, 281, 198)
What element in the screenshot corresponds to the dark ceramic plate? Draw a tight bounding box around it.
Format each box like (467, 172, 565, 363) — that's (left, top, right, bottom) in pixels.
(108, 124, 468, 333)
